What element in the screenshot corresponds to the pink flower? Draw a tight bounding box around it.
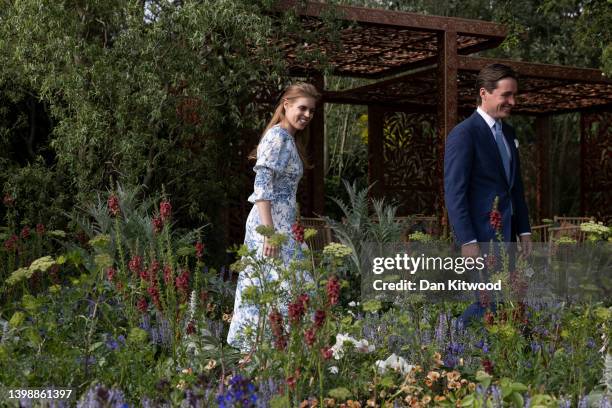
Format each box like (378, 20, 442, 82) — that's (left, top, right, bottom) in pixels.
(186, 321, 196, 335)
(320, 347, 333, 360)
(159, 200, 172, 222)
(107, 195, 120, 217)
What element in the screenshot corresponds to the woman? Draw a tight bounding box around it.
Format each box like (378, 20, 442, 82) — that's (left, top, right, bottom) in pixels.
(227, 82, 320, 349)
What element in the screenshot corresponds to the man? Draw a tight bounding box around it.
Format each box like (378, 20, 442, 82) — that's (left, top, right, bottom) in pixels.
(445, 63, 532, 252)
(444, 63, 532, 324)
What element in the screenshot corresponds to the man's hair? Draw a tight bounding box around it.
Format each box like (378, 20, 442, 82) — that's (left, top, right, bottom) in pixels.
(476, 63, 517, 105)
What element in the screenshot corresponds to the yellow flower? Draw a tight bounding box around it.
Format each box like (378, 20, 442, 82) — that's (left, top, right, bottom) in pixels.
(205, 359, 217, 371)
(322, 243, 352, 258)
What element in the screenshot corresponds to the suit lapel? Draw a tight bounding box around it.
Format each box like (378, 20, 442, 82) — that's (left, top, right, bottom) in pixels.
(471, 112, 509, 187)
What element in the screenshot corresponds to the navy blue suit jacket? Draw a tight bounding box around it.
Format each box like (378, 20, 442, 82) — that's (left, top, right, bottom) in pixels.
(444, 111, 531, 244)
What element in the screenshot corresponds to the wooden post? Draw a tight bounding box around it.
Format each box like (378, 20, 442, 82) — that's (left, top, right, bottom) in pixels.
(368, 105, 385, 199)
(535, 115, 552, 221)
(307, 73, 325, 216)
(437, 31, 458, 236)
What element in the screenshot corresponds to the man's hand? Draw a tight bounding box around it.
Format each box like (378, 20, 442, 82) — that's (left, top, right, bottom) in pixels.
(461, 242, 480, 259)
(519, 234, 533, 258)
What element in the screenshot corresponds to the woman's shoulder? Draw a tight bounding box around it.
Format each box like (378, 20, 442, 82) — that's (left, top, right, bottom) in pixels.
(261, 124, 291, 144)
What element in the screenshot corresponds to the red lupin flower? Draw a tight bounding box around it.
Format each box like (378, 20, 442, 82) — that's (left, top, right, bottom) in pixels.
(128, 255, 143, 274)
(137, 297, 148, 313)
(288, 300, 305, 325)
(482, 359, 494, 375)
(3, 193, 15, 207)
(314, 310, 326, 329)
(147, 285, 162, 310)
(269, 308, 287, 351)
(36, 223, 45, 236)
(305, 327, 316, 347)
(163, 264, 173, 284)
(4, 234, 18, 251)
(320, 347, 333, 360)
(195, 242, 205, 259)
(20, 226, 30, 239)
(148, 260, 160, 282)
(326, 276, 340, 306)
(152, 217, 163, 234)
(489, 209, 502, 231)
(159, 200, 172, 222)
(175, 269, 190, 295)
(291, 222, 305, 243)
(107, 195, 120, 217)
(286, 376, 297, 390)
(298, 293, 309, 309)
(186, 320, 196, 335)
(106, 267, 117, 281)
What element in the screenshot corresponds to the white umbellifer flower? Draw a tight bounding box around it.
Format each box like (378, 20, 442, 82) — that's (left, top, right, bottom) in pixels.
(348, 301, 357, 307)
(375, 353, 414, 375)
(188, 290, 197, 321)
(328, 366, 339, 374)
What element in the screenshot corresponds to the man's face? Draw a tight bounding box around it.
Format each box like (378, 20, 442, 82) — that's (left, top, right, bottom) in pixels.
(480, 77, 517, 119)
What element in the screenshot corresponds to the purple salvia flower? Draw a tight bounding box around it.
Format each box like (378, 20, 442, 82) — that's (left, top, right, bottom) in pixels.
(578, 396, 588, 408)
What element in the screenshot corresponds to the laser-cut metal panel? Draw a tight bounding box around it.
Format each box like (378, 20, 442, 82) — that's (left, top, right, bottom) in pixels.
(382, 111, 439, 216)
(581, 112, 612, 222)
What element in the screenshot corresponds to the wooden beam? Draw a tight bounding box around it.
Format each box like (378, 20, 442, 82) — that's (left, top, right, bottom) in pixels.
(437, 31, 458, 237)
(277, 1, 508, 38)
(309, 73, 326, 215)
(367, 106, 385, 199)
(458, 56, 612, 84)
(535, 116, 552, 221)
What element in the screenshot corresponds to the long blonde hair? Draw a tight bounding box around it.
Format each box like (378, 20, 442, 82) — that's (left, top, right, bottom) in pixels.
(249, 82, 321, 169)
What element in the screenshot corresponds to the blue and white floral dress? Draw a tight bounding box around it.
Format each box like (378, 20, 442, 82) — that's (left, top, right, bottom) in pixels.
(227, 124, 306, 349)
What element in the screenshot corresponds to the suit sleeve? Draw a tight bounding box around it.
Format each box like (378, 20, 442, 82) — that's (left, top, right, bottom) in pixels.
(444, 128, 477, 245)
(511, 134, 531, 234)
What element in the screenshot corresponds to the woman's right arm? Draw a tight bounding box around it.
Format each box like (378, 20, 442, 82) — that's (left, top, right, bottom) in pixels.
(255, 200, 279, 258)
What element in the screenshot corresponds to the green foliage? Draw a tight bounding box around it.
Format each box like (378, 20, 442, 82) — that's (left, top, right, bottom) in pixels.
(324, 180, 406, 277)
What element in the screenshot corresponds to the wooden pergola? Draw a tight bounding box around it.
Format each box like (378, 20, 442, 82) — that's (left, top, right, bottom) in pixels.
(277, 1, 612, 224)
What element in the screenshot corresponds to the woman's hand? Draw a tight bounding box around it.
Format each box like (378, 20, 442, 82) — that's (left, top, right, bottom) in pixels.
(263, 237, 279, 258)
